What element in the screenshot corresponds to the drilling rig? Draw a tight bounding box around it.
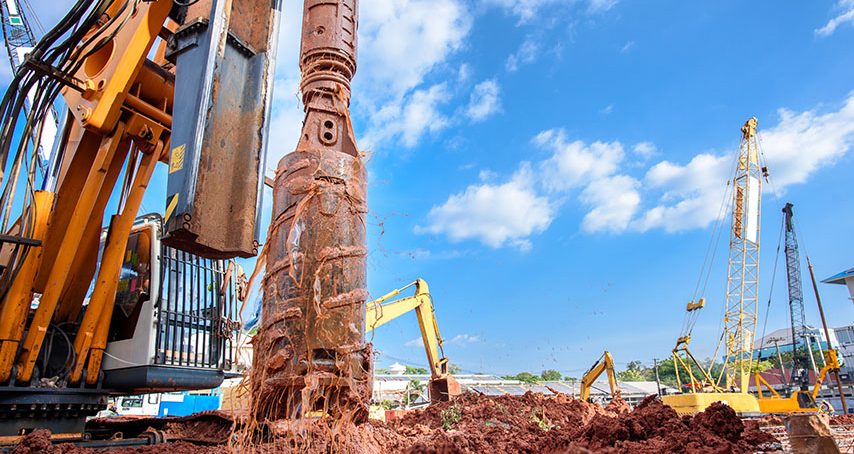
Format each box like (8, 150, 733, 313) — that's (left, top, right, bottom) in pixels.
(0, 0, 281, 441)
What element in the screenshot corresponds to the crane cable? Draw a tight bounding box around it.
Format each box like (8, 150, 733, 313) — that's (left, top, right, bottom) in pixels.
(678, 148, 740, 340)
(758, 216, 785, 364)
(0, 0, 127, 302)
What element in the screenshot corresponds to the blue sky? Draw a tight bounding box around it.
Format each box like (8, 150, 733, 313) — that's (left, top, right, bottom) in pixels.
(26, 0, 854, 378)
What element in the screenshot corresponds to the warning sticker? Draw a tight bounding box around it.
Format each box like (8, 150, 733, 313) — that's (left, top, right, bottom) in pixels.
(169, 144, 186, 174)
(165, 194, 178, 224)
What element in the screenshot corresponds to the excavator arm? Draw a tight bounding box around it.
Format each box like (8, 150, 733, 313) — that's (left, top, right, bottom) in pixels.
(366, 279, 460, 402)
(580, 351, 619, 402)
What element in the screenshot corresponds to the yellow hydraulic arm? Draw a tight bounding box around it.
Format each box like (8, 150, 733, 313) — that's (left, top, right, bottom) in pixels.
(580, 351, 620, 401)
(366, 279, 460, 402)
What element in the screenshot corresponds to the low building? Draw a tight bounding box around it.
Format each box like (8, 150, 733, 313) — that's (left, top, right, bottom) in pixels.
(373, 374, 518, 405)
(822, 267, 854, 303)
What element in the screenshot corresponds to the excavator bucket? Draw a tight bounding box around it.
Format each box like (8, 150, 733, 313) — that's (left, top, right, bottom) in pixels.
(429, 376, 462, 403)
(163, 0, 282, 259)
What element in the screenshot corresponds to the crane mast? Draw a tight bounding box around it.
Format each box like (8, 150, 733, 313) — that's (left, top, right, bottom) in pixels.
(782, 203, 812, 390)
(0, 0, 36, 70)
(722, 117, 762, 391)
(0, 0, 58, 170)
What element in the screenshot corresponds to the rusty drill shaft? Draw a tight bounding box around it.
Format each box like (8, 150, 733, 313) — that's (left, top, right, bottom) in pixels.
(253, 0, 371, 422)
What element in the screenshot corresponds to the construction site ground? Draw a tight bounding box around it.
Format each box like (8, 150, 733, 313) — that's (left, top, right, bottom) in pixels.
(12, 392, 853, 453)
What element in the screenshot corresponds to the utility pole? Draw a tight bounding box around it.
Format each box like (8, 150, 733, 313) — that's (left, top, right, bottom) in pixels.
(807, 257, 848, 415)
(768, 337, 788, 387)
(653, 358, 663, 396)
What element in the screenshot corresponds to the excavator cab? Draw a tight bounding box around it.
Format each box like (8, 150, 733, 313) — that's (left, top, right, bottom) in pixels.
(97, 214, 241, 393)
(0, 214, 241, 436)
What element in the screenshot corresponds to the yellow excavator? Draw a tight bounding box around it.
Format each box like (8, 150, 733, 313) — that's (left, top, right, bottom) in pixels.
(366, 279, 460, 403)
(579, 351, 619, 402)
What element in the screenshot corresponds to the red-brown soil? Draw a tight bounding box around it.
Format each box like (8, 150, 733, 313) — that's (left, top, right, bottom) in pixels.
(829, 414, 854, 425)
(11, 393, 781, 453)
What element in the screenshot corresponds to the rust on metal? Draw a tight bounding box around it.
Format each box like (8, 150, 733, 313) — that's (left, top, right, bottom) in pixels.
(252, 0, 371, 423)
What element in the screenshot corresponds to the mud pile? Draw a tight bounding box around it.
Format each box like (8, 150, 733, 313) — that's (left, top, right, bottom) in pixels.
(390, 394, 777, 453)
(830, 414, 854, 426)
(12, 393, 781, 453)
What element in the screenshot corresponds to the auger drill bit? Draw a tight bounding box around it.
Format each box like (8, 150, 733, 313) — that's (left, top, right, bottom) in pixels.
(252, 0, 371, 423)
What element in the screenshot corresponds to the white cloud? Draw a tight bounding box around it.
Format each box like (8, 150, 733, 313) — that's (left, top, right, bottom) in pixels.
(449, 334, 482, 345)
(458, 63, 472, 83)
(535, 129, 625, 191)
(486, 0, 617, 22)
(358, 0, 471, 97)
(816, 0, 854, 36)
(363, 83, 452, 148)
(760, 95, 854, 187)
(506, 38, 540, 72)
(485, 0, 561, 22)
(355, 0, 471, 148)
(466, 79, 502, 122)
(635, 94, 854, 232)
(633, 153, 732, 232)
(588, 0, 619, 13)
(580, 175, 641, 233)
(478, 169, 498, 181)
(423, 93, 854, 246)
(632, 142, 657, 159)
(621, 41, 636, 53)
(416, 163, 554, 250)
(600, 104, 614, 115)
(405, 337, 425, 348)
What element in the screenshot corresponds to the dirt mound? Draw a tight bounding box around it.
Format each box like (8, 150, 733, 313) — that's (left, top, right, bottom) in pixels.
(830, 414, 854, 425)
(11, 394, 782, 453)
(11, 429, 55, 454)
(756, 415, 785, 427)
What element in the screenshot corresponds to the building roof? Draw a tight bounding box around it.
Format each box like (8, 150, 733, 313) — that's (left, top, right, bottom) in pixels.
(822, 267, 854, 285)
(468, 380, 676, 397)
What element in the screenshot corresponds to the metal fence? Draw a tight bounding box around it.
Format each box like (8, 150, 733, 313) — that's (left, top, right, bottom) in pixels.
(154, 247, 238, 370)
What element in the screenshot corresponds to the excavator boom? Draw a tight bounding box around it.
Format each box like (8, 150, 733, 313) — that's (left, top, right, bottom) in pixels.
(580, 351, 619, 402)
(366, 279, 460, 402)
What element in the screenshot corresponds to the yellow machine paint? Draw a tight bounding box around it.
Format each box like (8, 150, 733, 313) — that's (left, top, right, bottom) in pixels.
(366, 279, 461, 402)
(579, 351, 619, 402)
(662, 392, 761, 415)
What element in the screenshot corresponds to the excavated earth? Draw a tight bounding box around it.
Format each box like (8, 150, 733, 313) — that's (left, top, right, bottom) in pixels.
(11, 393, 781, 453)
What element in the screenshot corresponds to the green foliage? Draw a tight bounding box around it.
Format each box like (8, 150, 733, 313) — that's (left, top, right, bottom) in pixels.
(616, 368, 646, 382)
(750, 359, 774, 374)
(540, 369, 562, 381)
(380, 400, 396, 410)
(441, 404, 462, 430)
(530, 408, 555, 431)
(405, 365, 428, 375)
(404, 379, 426, 406)
(504, 372, 540, 383)
(448, 363, 462, 374)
